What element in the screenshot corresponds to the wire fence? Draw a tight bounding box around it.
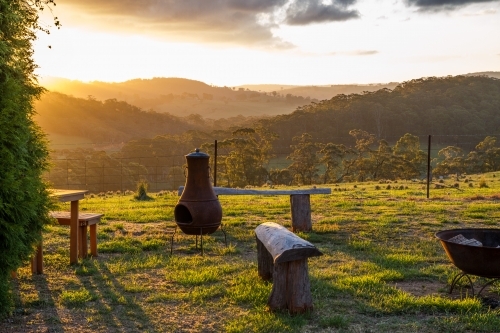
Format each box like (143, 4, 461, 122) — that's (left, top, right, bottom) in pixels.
(44, 155, 187, 193)
(44, 134, 500, 193)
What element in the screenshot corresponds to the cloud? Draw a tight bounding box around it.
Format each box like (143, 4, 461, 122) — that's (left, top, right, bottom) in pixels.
(350, 50, 379, 56)
(285, 0, 360, 25)
(326, 50, 379, 56)
(58, 0, 360, 48)
(463, 8, 497, 15)
(405, 0, 500, 11)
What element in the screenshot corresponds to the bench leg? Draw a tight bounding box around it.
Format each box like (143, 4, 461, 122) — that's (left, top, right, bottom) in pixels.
(90, 224, 97, 257)
(79, 224, 88, 258)
(268, 259, 313, 314)
(69, 201, 79, 264)
(31, 241, 43, 274)
(290, 194, 312, 232)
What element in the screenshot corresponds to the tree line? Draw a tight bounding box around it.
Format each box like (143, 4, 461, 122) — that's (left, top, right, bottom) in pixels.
(45, 128, 500, 191)
(207, 130, 500, 187)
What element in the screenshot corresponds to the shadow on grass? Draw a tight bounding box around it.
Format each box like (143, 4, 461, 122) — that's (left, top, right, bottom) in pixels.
(74, 258, 162, 332)
(9, 273, 64, 332)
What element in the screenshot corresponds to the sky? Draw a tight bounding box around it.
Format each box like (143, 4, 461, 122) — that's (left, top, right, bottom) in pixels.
(33, 0, 500, 86)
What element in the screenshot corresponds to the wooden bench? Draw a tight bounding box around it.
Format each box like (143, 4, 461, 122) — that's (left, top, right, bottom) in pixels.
(50, 211, 103, 258)
(255, 222, 323, 314)
(178, 186, 331, 232)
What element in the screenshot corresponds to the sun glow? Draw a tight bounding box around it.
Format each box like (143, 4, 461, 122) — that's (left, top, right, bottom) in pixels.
(33, 0, 500, 86)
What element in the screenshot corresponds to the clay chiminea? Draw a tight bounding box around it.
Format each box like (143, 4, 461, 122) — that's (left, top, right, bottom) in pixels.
(174, 148, 222, 235)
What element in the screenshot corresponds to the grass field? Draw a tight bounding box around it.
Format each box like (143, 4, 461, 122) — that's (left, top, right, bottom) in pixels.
(4, 173, 500, 332)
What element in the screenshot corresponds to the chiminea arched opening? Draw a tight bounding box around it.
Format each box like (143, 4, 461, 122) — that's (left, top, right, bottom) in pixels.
(174, 204, 192, 224)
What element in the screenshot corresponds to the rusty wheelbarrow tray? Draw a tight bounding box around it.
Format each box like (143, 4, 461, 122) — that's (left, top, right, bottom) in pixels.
(436, 228, 500, 296)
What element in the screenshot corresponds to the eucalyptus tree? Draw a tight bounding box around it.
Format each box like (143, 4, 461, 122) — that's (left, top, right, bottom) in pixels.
(214, 128, 275, 187)
(393, 133, 426, 179)
(433, 146, 465, 177)
(318, 142, 351, 183)
(366, 139, 395, 180)
(473, 136, 500, 172)
(287, 133, 320, 185)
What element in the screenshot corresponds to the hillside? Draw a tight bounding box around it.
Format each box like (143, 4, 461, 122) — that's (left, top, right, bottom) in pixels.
(464, 71, 500, 80)
(34, 92, 256, 148)
(39, 77, 313, 119)
(257, 75, 500, 151)
(278, 83, 400, 100)
(238, 71, 500, 100)
(36, 75, 500, 151)
(237, 82, 399, 100)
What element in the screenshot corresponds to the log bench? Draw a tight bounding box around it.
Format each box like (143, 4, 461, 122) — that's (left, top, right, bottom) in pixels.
(178, 186, 331, 232)
(50, 211, 102, 258)
(255, 222, 323, 314)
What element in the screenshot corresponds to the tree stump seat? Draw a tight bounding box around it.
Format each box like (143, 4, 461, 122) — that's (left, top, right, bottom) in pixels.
(255, 222, 323, 314)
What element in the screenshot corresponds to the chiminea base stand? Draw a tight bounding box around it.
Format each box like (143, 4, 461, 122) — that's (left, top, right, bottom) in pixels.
(171, 224, 228, 256)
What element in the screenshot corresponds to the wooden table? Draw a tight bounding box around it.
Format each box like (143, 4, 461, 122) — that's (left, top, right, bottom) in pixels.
(31, 189, 88, 274)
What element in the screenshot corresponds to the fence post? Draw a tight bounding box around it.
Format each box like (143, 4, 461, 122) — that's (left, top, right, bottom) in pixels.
(121, 158, 123, 193)
(66, 159, 69, 188)
(214, 139, 217, 187)
(427, 135, 431, 199)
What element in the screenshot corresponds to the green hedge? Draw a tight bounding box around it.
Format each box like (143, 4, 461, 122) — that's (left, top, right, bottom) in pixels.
(0, 0, 53, 317)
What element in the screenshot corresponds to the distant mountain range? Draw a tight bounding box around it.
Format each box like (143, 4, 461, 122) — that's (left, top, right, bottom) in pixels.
(35, 73, 500, 149)
(39, 77, 309, 119)
(40, 71, 499, 120)
(464, 71, 500, 79)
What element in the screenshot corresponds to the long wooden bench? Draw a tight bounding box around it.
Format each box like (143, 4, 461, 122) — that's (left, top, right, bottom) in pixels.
(178, 186, 331, 232)
(50, 211, 103, 258)
(255, 222, 323, 314)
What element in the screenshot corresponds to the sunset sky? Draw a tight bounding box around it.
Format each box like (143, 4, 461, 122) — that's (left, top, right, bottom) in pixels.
(34, 0, 500, 86)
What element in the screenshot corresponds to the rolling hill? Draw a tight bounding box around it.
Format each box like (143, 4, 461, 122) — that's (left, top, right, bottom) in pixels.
(257, 75, 500, 151)
(39, 77, 313, 119)
(36, 73, 500, 150)
(34, 92, 257, 148)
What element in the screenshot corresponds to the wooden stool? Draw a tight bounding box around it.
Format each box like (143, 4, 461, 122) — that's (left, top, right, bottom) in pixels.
(50, 211, 102, 258)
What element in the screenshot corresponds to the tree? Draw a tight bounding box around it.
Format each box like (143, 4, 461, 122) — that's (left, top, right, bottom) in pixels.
(348, 129, 376, 181)
(393, 133, 426, 179)
(287, 133, 319, 185)
(318, 142, 350, 183)
(269, 168, 293, 186)
(214, 128, 275, 187)
(0, 0, 58, 317)
(472, 136, 500, 172)
(366, 139, 395, 180)
(433, 146, 465, 177)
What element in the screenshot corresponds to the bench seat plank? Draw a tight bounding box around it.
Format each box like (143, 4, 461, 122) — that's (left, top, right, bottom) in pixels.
(50, 211, 103, 225)
(255, 222, 322, 264)
(178, 186, 331, 196)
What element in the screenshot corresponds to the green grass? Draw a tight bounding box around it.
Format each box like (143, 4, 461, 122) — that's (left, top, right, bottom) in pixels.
(5, 172, 500, 332)
(60, 288, 97, 307)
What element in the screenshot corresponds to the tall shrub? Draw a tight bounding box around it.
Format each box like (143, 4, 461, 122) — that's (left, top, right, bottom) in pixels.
(0, 0, 55, 317)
